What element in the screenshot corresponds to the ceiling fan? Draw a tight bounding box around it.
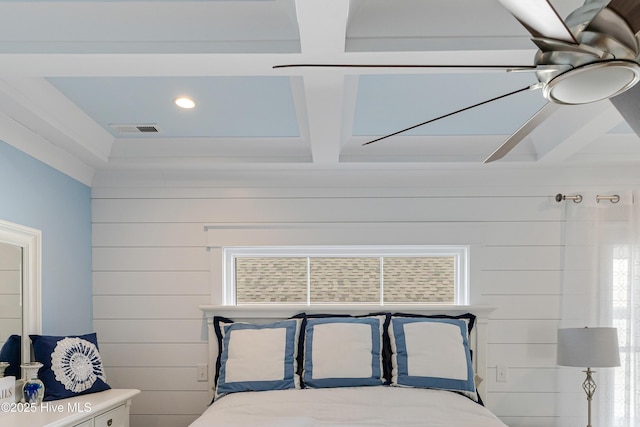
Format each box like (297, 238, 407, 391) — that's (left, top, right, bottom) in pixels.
(275, 0, 640, 163)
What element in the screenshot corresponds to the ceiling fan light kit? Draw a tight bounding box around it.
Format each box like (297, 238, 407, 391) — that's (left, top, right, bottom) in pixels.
(543, 60, 640, 104)
(535, 0, 640, 106)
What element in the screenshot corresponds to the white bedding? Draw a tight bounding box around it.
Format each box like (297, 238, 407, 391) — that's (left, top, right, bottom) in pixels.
(189, 386, 508, 427)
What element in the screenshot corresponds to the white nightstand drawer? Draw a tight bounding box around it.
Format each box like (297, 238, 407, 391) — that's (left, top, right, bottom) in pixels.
(1, 389, 138, 427)
(94, 404, 126, 427)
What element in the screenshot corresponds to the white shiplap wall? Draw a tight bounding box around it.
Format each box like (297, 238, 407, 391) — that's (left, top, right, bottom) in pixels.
(91, 167, 638, 427)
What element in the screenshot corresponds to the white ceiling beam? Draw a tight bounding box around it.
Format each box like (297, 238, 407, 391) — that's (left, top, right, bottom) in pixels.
(532, 101, 625, 162)
(295, 0, 350, 164)
(0, 50, 536, 78)
(302, 72, 347, 164)
(295, 0, 348, 53)
(0, 111, 95, 185)
(0, 77, 113, 164)
(341, 76, 360, 144)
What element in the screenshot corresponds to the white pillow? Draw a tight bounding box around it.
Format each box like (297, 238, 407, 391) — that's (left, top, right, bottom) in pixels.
(303, 316, 385, 388)
(216, 319, 301, 398)
(389, 316, 477, 400)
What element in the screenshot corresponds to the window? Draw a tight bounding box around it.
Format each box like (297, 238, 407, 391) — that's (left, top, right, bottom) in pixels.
(611, 244, 638, 427)
(223, 246, 469, 305)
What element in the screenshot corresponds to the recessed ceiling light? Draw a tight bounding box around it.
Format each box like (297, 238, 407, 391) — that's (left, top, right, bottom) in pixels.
(174, 97, 195, 109)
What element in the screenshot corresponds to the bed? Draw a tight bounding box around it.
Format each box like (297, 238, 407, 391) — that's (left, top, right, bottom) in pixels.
(193, 305, 507, 427)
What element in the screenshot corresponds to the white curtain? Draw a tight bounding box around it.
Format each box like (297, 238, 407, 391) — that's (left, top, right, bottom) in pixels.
(559, 191, 640, 427)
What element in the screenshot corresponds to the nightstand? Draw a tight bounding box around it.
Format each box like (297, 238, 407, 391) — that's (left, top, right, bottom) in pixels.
(1, 388, 140, 427)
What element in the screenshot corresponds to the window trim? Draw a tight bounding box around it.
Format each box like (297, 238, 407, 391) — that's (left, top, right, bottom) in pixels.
(223, 245, 469, 306)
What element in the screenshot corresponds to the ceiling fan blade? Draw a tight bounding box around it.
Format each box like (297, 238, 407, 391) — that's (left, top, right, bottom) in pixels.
(610, 80, 640, 138)
(584, 4, 639, 53)
(273, 64, 536, 70)
(606, 0, 640, 33)
(362, 85, 535, 146)
(484, 102, 561, 163)
(498, 0, 578, 44)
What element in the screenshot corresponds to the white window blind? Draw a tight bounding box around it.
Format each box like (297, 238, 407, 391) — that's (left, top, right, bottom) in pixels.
(224, 246, 469, 305)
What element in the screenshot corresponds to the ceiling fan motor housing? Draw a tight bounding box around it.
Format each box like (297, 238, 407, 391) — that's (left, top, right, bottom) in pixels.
(533, 0, 640, 105)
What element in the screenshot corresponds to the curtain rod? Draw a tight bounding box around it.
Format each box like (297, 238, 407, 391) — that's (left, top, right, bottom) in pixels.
(555, 193, 620, 204)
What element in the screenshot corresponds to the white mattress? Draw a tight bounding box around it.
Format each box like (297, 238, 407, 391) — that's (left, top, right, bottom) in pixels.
(189, 386, 509, 427)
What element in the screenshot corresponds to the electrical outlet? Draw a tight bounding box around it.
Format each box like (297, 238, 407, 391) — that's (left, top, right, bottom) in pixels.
(496, 364, 508, 382)
(197, 364, 208, 382)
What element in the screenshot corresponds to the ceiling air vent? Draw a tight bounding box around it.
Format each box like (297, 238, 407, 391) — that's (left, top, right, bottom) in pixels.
(110, 124, 160, 134)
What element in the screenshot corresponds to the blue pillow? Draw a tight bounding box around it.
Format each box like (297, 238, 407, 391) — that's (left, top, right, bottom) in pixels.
(389, 317, 477, 400)
(303, 316, 385, 388)
(212, 316, 234, 394)
(216, 319, 301, 398)
(0, 334, 21, 378)
(30, 333, 110, 401)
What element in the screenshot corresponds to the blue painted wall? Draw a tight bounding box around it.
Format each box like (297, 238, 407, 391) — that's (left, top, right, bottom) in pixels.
(0, 141, 92, 334)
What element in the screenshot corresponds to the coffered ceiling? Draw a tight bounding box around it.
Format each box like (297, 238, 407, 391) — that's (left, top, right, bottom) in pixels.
(0, 0, 637, 185)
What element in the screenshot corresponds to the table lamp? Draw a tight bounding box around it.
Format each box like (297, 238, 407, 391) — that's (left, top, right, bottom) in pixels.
(557, 327, 620, 427)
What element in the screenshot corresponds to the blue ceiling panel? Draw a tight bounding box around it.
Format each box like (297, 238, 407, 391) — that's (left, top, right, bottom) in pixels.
(353, 73, 547, 137)
(47, 76, 300, 138)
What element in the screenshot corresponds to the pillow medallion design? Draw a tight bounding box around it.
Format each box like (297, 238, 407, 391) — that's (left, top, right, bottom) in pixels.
(51, 337, 107, 393)
(30, 333, 111, 401)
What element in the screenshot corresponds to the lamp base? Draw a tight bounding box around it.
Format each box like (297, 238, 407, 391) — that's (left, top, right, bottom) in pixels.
(583, 368, 596, 427)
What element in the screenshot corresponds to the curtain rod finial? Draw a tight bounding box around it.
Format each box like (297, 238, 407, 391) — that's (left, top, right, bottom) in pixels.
(556, 193, 583, 203)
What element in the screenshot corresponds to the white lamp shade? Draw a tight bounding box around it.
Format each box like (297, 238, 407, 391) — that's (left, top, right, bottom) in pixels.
(557, 327, 621, 368)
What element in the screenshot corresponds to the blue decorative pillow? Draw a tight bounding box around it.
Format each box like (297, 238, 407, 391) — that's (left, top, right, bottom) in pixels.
(215, 319, 301, 399)
(389, 317, 477, 401)
(0, 334, 21, 378)
(30, 333, 111, 401)
(212, 316, 234, 394)
(303, 316, 385, 388)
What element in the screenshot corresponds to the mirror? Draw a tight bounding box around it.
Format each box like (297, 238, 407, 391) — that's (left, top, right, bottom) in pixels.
(0, 219, 41, 377)
(0, 242, 22, 374)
